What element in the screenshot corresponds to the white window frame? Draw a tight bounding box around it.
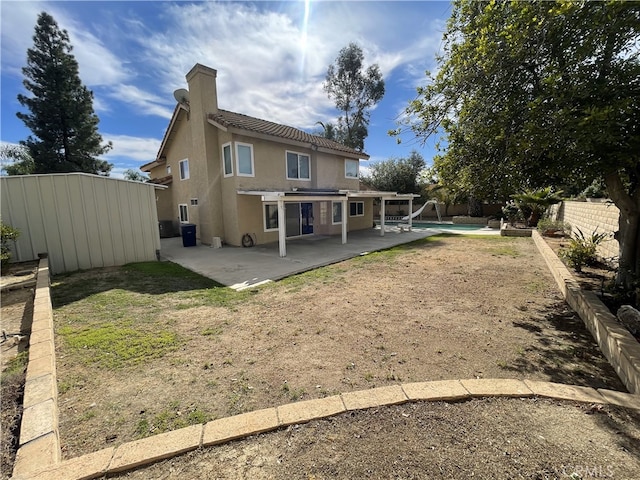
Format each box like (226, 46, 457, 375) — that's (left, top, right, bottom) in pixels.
(263, 203, 279, 232)
(190, 198, 198, 206)
(332, 201, 343, 225)
(345, 159, 359, 179)
(167, 165, 172, 175)
(179, 159, 190, 180)
(178, 204, 189, 223)
(349, 201, 364, 217)
(222, 142, 233, 177)
(235, 142, 255, 177)
(285, 151, 311, 181)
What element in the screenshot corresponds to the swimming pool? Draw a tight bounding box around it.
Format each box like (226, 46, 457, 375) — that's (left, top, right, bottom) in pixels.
(388, 221, 498, 233)
(411, 222, 487, 231)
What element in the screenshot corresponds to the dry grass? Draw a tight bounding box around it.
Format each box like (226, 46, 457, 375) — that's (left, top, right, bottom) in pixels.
(53, 235, 626, 458)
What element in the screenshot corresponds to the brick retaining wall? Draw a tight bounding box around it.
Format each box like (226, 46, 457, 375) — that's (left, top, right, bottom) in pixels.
(12, 257, 61, 477)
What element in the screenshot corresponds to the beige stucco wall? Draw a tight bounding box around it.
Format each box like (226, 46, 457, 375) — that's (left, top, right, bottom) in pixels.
(0, 174, 161, 274)
(147, 66, 366, 247)
(215, 133, 363, 246)
(549, 200, 620, 262)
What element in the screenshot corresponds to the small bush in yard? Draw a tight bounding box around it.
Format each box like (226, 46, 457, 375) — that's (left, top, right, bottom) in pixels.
(1, 221, 20, 268)
(537, 218, 571, 237)
(560, 228, 608, 272)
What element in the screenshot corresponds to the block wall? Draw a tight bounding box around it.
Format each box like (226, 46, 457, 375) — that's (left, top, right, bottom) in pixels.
(550, 200, 620, 262)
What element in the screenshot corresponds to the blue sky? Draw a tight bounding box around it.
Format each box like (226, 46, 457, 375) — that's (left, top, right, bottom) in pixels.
(1, 1, 451, 178)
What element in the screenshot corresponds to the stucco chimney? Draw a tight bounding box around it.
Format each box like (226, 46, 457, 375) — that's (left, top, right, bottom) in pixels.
(186, 63, 218, 114)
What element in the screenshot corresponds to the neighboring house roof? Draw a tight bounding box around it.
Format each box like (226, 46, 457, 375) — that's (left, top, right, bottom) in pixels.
(208, 109, 368, 158)
(141, 105, 368, 172)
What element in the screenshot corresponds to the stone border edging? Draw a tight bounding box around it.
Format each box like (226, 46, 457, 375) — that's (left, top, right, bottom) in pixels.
(10, 379, 640, 480)
(532, 229, 640, 394)
(12, 257, 61, 478)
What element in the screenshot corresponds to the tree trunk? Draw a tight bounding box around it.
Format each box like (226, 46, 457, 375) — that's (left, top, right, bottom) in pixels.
(468, 196, 483, 217)
(605, 172, 640, 294)
(616, 210, 640, 292)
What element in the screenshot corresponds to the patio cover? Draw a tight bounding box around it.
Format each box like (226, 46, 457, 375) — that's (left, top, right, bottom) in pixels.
(238, 189, 418, 257)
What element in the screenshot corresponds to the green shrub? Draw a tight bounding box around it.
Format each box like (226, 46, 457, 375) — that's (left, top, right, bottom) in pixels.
(537, 218, 571, 237)
(559, 228, 608, 272)
(501, 201, 521, 225)
(0, 221, 20, 268)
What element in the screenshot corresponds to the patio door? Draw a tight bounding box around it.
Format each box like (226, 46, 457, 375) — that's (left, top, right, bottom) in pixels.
(301, 203, 313, 235)
(285, 202, 314, 237)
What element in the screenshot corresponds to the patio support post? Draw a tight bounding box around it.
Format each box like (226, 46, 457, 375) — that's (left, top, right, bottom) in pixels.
(408, 197, 413, 231)
(278, 199, 286, 257)
(341, 198, 348, 244)
(380, 198, 386, 236)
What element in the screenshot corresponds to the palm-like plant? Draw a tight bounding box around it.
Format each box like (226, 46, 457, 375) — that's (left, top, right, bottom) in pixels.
(511, 187, 563, 227)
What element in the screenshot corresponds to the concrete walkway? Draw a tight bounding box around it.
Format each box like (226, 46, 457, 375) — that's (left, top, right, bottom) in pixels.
(159, 225, 497, 290)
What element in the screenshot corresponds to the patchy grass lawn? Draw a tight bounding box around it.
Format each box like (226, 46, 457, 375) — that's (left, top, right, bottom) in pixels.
(53, 235, 625, 458)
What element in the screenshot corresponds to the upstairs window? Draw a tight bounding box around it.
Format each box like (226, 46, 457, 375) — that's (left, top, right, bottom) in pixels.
(345, 159, 359, 178)
(222, 143, 233, 177)
(179, 159, 189, 180)
(286, 151, 310, 180)
(236, 142, 254, 177)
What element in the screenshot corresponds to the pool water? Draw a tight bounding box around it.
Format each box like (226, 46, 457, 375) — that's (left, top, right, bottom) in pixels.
(386, 221, 493, 232)
(402, 222, 490, 231)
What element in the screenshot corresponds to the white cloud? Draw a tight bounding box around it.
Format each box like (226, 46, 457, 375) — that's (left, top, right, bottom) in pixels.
(106, 85, 174, 119)
(0, 2, 127, 86)
(128, 1, 445, 129)
(102, 134, 160, 163)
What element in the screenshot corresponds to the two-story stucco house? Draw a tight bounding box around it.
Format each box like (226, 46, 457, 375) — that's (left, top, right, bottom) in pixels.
(142, 63, 415, 256)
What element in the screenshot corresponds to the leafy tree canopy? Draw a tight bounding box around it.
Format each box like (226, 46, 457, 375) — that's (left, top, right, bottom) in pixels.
(123, 169, 149, 182)
(17, 12, 112, 175)
(324, 43, 385, 152)
(394, 0, 640, 290)
(0, 144, 34, 175)
(364, 151, 426, 195)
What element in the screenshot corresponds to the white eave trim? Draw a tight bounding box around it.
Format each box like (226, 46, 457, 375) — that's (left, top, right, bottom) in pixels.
(207, 117, 228, 132)
(237, 189, 418, 202)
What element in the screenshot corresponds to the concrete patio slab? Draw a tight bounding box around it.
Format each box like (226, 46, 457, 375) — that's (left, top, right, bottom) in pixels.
(159, 226, 447, 290)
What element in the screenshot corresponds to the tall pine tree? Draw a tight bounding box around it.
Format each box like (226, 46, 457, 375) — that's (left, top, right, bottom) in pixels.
(17, 12, 112, 175)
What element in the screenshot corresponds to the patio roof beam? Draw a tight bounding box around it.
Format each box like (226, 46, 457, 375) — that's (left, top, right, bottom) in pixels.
(261, 194, 348, 203)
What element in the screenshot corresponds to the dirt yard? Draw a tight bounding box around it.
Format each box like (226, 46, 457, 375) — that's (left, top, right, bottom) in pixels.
(50, 234, 631, 468)
(108, 398, 640, 480)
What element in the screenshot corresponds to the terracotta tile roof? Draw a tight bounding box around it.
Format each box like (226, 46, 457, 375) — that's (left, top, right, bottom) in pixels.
(208, 109, 369, 158)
